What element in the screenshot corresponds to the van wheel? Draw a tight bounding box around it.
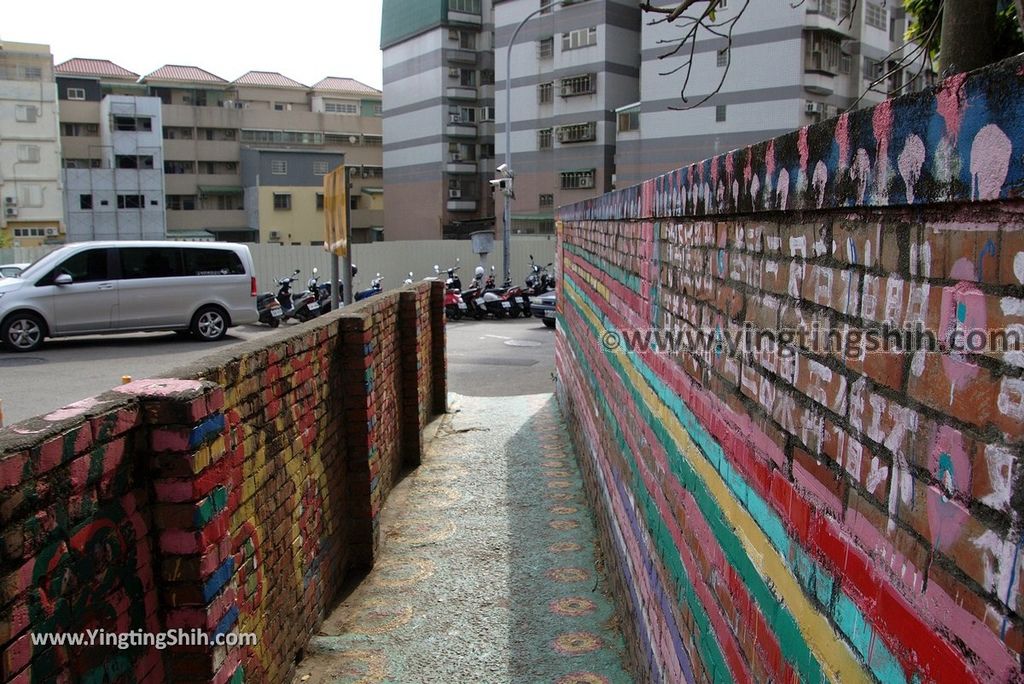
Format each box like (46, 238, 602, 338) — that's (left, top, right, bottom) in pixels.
(191, 306, 228, 341)
(2, 312, 46, 352)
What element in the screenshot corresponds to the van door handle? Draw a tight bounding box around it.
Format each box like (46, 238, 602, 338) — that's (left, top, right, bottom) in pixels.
(97, 283, 115, 290)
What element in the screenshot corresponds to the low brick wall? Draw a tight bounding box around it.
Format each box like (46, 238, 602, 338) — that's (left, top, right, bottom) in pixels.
(0, 281, 446, 683)
(557, 58, 1024, 681)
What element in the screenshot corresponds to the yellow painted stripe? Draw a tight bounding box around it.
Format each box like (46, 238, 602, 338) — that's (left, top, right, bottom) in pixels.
(564, 283, 865, 683)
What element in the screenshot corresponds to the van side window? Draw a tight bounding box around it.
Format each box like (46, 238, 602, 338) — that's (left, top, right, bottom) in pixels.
(120, 247, 184, 279)
(183, 249, 244, 276)
(38, 248, 111, 285)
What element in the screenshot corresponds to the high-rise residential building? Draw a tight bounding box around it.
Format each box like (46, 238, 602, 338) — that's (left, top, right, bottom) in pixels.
(381, 0, 498, 240)
(52, 59, 384, 244)
(493, 0, 641, 234)
(0, 41, 64, 247)
(614, 0, 933, 186)
(382, 0, 931, 239)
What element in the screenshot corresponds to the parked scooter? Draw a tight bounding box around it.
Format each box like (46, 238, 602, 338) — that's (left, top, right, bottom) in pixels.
(435, 262, 469, 320)
(256, 288, 285, 327)
(259, 269, 319, 324)
(354, 273, 383, 301)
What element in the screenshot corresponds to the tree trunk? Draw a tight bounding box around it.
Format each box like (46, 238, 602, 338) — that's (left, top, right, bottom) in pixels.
(940, 0, 997, 74)
(1017, 0, 1024, 36)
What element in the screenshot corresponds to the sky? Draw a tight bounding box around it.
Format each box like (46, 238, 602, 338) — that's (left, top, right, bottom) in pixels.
(2, 0, 385, 90)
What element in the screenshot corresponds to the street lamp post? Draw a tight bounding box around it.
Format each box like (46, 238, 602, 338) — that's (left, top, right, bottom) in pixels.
(502, 0, 572, 285)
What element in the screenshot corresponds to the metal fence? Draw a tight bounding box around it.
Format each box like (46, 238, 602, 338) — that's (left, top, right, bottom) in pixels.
(0, 237, 558, 293)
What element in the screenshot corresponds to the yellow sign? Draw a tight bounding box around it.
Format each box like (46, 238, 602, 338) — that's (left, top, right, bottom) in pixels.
(323, 166, 348, 256)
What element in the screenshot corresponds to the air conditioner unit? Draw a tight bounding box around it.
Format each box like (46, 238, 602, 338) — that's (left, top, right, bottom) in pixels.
(449, 113, 461, 123)
(448, 68, 461, 78)
(223, 100, 235, 108)
(5, 207, 18, 217)
(45, 228, 58, 237)
(450, 153, 462, 161)
(578, 177, 594, 189)
(448, 29, 460, 41)
(4, 197, 15, 206)
(448, 189, 462, 199)
(269, 230, 281, 240)
(805, 101, 819, 114)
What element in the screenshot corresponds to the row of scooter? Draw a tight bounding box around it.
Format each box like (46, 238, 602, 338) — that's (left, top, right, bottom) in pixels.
(434, 256, 555, 321)
(256, 267, 382, 327)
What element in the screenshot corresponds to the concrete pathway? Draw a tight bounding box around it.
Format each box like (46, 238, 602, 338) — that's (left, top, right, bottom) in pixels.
(293, 393, 633, 684)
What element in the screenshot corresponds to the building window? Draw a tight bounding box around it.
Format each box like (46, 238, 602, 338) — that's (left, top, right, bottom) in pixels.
(116, 155, 154, 169)
(79, 194, 93, 210)
(313, 160, 330, 175)
(316, 193, 325, 210)
(556, 122, 597, 143)
(273, 193, 292, 210)
(167, 195, 197, 210)
(15, 105, 39, 123)
(716, 105, 727, 122)
(22, 66, 42, 80)
(538, 37, 554, 59)
(480, 69, 494, 85)
(538, 82, 554, 104)
(448, 0, 481, 13)
(241, 130, 323, 145)
(117, 194, 145, 209)
(164, 160, 195, 174)
(863, 57, 883, 81)
(363, 135, 382, 146)
(538, 128, 553, 149)
(271, 160, 288, 175)
(618, 108, 639, 132)
(865, 2, 886, 29)
(113, 116, 152, 132)
(324, 101, 358, 114)
(273, 102, 292, 111)
(17, 145, 40, 163)
(805, 30, 842, 73)
(717, 48, 729, 67)
(67, 87, 86, 100)
(539, 193, 554, 208)
(61, 122, 99, 137)
(450, 29, 477, 49)
(478, 106, 495, 121)
(562, 27, 597, 51)
(560, 169, 596, 190)
(560, 73, 596, 97)
(373, 102, 383, 115)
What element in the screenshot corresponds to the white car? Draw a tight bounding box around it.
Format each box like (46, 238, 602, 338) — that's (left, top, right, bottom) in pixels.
(0, 263, 30, 278)
(0, 242, 259, 352)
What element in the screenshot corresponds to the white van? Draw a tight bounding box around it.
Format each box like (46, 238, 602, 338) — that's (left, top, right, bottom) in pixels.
(0, 241, 259, 352)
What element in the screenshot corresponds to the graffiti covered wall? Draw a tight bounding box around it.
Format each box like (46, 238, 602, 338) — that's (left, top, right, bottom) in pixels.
(0, 281, 446, 683)
(556, 57, 1024, 681)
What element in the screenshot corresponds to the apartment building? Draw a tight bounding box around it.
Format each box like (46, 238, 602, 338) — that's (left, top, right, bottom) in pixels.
(383, 0, 932, 238)
(381, 0, 498, 240)
(493, 0, 641, 234)
(0, 42, 64, 247)
(52, 59, 384, 243)
(63, 95, 166, 240)
(614, 0, 933, 186)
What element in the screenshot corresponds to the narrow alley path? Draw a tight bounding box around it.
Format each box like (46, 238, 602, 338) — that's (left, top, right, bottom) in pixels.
(293, 393, 633, 684)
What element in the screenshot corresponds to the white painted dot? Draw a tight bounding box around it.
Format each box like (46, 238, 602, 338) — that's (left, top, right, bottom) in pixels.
(1014, 251, 1024, 284)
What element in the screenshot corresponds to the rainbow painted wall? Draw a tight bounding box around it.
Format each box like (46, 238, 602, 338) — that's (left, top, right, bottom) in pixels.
(555, 56, 1024, 682)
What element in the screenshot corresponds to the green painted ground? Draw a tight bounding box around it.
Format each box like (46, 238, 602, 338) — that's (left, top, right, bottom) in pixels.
(293, 393, 633, 684)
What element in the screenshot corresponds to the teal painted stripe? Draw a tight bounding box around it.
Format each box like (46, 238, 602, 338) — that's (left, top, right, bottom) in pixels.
(565, 270, 910, 683)
(564, 242, 642, 294)
(560, 313, 735, 682)
(565, 273, 827, 682)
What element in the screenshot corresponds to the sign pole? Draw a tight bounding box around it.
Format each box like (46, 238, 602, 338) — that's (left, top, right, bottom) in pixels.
(341, 167, 353, 305)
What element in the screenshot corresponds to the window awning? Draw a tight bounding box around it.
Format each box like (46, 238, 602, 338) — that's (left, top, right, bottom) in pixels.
(361, 187, 384, 195)
(197, 185, 243, 195)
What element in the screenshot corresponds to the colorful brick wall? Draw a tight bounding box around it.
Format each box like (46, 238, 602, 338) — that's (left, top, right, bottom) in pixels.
(0, 281, 446, 684)
(555, 57, 1024, 682)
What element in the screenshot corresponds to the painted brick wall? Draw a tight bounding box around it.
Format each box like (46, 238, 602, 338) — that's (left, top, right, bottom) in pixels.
(556, 57, 1024, 682)
(0, 280, 446, 684)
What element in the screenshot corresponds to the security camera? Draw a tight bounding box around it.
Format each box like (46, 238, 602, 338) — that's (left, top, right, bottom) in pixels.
(496, 163, 508, 174)
(489, 178, 511, 190)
